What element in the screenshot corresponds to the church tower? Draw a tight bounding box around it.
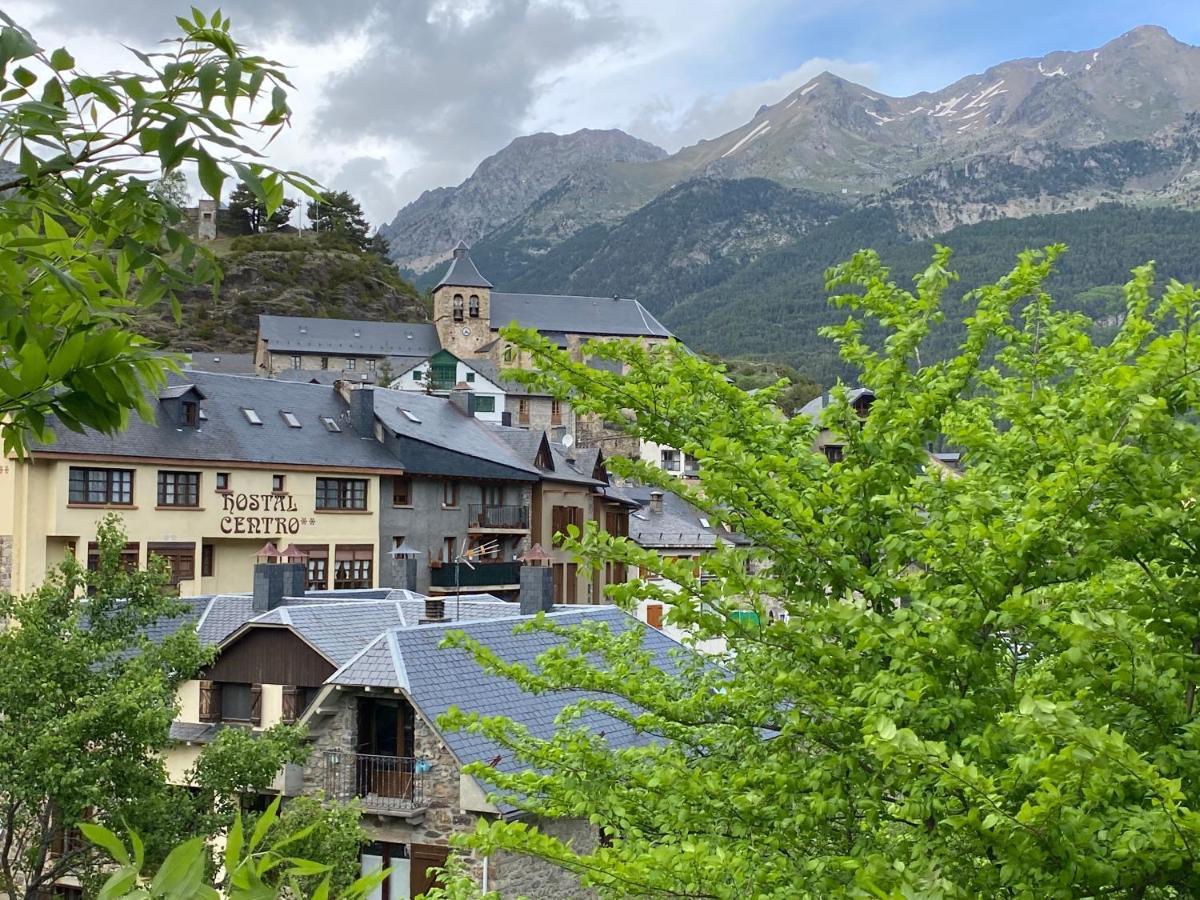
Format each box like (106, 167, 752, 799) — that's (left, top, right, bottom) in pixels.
(433, 241, 493, 357)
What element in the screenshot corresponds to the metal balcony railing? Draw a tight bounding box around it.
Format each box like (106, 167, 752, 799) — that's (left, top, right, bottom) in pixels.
(322, 751, 427, 813)
(429, 560, 521, 589)
(468, 504, 529, 530)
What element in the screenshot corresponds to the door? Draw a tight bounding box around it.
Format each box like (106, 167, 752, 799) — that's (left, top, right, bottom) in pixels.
(356, 698, 416, 799)
(410, 845, 449, 898)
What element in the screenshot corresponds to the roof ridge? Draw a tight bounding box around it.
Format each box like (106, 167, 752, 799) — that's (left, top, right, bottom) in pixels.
(385, 630, 411, 691)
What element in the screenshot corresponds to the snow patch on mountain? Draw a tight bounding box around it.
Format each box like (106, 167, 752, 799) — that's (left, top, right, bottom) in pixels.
(721, 120, 771, 158)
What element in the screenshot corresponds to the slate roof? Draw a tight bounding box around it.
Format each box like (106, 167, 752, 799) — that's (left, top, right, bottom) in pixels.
(329, 607, 685, 779)
(617, 484, 752, 550)
(491, 292, 671, 339)
(797, 387, 875, 421)
(31, 372, 403, 472)
(487, 426, 605, 487)
(435, 241, 493, 290)
(258, 316, 441, 357)
(373, 387, 542, 481)
(182, 352, 258, 376)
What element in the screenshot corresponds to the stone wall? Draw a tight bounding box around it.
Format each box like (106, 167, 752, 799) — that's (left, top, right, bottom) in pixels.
(490, 816, 600, 899)
(0, 535, 11, 593)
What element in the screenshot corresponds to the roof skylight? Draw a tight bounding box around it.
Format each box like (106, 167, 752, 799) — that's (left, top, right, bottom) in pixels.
(280, 411, 302, 428)
(321, 416, 341, 432)
(399, 408, 421, 423)
(241, 408, 262, 425)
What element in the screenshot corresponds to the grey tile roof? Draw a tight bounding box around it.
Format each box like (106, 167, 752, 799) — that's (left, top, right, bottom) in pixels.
(491, 292, 671, 339)
(798, 387, 874, 421)
(350, 607, 684, 779)
(373, 388, 541, 481)
(169, 721, 227, 743)
(182, 353, 258, 376)
(487, 426, 605, 487)
(271, 370, 377, 386)
(31, 372, 404, 472)
(258, 316, 441, 357)
(197, 594, 257, 645)
(435, 242, 493, 290)
(617, 485, 752, 550)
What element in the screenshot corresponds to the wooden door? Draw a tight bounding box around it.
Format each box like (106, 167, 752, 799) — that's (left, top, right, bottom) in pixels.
(410, 844, 449, 898)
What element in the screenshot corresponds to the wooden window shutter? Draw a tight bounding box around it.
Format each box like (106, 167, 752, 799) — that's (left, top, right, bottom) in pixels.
(646, 603, 664, 629)
(281, 686, 299, 724)
(198, 680, 221, 723)
(249, 684, 263, 726)
(551, 505, 564, 536)
(566, 563, 578, 603)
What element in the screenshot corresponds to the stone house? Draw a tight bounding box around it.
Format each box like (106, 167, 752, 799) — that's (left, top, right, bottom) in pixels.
(159, 567, 684, 898)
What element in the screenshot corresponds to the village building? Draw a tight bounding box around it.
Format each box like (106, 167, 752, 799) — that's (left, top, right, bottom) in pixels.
(154, 566, 685, 898)
(0, 372, 634, 604)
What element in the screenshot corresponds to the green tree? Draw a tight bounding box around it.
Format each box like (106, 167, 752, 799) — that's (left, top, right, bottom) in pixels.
(255, 795, 368, 896)
(227, 180, 298, 233)
(152, 170, 192, 208)
(0, 9, 318, 456)
(432, 246, 1200, 897)
(0, 517, 307, 898)
(86, 797, 384, 899)
(307, 190, 371, 249)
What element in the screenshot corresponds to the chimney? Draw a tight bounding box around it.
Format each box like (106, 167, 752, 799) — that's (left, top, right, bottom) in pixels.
(649, 490, 664, 515)
(520, 565, 555, 615)
(346, 384, 375, 436)
(449, 385, 472, 417)
(420, 596, 445, 624)
(252, 561, 305, 613)
(500, 410, 513, 427)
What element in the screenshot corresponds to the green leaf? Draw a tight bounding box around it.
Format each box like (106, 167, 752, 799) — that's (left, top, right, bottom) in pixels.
(196, 145, 224, 200)
(49, 47, 74, 70)
(80, 822, 131, 866)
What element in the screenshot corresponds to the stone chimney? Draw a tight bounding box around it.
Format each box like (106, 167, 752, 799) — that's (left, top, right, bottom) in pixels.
(346, 384, 375, 436)
(649, 490, 664, 515)
(420, 596, 446, 624)
(252, 561, 306, 613)
(448, 384, 473, 417)
(520, 565, 555, 615)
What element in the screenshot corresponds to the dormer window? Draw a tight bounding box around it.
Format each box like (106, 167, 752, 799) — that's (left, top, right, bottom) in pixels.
(468, 295, 480, 318)
(853, 392, 875, 418)
(452, 294, 464, 322)
(182, 400, 199, 426)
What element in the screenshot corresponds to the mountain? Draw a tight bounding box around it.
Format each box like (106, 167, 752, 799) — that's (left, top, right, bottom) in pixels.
(379, 25, 1200, 383)
(379, 129, 666, 272)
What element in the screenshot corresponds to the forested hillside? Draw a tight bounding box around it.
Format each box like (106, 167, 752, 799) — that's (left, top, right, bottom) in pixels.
(666, 205, 1200, 380)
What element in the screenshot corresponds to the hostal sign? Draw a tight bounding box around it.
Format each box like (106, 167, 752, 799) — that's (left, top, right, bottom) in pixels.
(220, 492, 312, 535)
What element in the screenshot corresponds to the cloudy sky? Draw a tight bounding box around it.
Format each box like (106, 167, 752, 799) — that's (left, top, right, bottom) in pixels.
(15, 0, 1200, 225)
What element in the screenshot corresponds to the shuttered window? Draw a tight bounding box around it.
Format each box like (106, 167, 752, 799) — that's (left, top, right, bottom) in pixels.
(199, 680, 221, 722)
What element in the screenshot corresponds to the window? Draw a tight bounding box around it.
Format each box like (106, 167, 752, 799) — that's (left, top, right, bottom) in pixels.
(299, 545, 329, 590)
(87, 541, 139, 571)
(291, 355, 302, 369)
(69, 467, 134, 505)
(468, 294, 480, 317)
(684, 453, 701, 475)
(272, 474, 286, 493)
(517, 398, 530, 425)
(215, 472, 231, 492)
(334, 545, 373, 589)
(157, 471, 200, 507)
(823, 444, 844, 464)
(201, 543, 215, 577)
(148, 542, 195, 585)
(442, 480, 459, 508)
(242, 408, 262, 425)
(474, 395, 495, 413)
(465, 371, 475, 382)
(412, 369, 422, 381)
(392, 477, 412, 507)
(220, 682, 254, 722)
(366, 358, 376, 372)
(316, 477, 368, 511)
(392, 535, 407, 554)
(503, 346, 515, 364)
(320, 356, 330, 370)
(321, 416, 341, 432)
(452, 294, 464, 321)
(660, 448, 680, 471)
(400, 408, 421, 423)
(551, 399, 563, 425)
(346, 357, 356, 371)
(280, 411, 302, 428)
(552, 562, 579, 603)
(551, 505, 583, 539)
(442, 536, 456, 563)
(183, 400, 199, 426)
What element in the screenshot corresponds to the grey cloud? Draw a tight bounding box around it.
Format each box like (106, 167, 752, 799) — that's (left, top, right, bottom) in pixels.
(315, 1, 637, 175)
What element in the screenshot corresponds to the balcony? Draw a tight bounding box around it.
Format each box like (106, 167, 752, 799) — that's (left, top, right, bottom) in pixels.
(468, 504, 529, 531)
(429, 560, 521, 591)
(323, 751, 427, 816)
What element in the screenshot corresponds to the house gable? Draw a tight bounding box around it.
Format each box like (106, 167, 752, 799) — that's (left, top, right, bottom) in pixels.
(202, 626, 335, 687)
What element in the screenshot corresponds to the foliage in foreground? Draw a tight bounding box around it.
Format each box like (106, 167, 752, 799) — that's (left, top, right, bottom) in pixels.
(435, 245, 1200, 898)
(88, 796, 383, 899)
(0, 9, 317, 455)
(0, 516, 335, 898)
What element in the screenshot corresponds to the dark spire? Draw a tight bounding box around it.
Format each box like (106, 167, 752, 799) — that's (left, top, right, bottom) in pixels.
(436, 240, 493, 289)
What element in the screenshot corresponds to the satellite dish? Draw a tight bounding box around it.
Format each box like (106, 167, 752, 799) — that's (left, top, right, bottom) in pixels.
(561, 433, 574, 449)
